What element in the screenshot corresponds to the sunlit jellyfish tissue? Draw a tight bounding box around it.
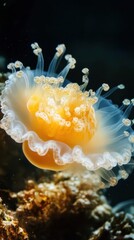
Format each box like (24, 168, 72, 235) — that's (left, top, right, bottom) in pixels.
(0, 43, 134, 188)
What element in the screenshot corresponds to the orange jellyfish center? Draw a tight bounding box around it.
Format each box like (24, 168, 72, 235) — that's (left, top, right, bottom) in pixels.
(23, 76, 97, 170)
(27, 77, 97, 148)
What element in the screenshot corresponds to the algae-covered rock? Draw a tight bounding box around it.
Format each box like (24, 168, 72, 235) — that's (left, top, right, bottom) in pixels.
(13, 172, 111, 240)
(89, 211, 134, 240)
(0, 197, 29, 240)
(0, 169, 134, 240)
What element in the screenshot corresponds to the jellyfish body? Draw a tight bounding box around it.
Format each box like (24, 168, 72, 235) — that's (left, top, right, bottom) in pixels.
(0, 42, 134, 187)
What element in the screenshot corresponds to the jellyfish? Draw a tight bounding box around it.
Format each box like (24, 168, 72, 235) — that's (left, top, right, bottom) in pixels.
(0, 42, 134, 187)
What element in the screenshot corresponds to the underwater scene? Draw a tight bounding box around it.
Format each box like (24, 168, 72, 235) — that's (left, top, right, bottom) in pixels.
(0, 0, 134, 239)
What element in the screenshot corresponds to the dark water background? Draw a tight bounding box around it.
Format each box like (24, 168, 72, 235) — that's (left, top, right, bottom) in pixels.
(0, 0, 134, 206)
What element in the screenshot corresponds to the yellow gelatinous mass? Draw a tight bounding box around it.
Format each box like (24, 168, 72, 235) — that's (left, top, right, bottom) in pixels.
(23, 141, 69, 171)
(22, 78, 97, 170)
(27, 80, 97, 150)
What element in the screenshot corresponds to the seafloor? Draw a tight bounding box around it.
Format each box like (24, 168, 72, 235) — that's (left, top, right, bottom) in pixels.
(0, 74, 134, 240)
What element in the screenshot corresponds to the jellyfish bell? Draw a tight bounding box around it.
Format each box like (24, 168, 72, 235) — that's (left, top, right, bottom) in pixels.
(0, 42, 134, 188)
